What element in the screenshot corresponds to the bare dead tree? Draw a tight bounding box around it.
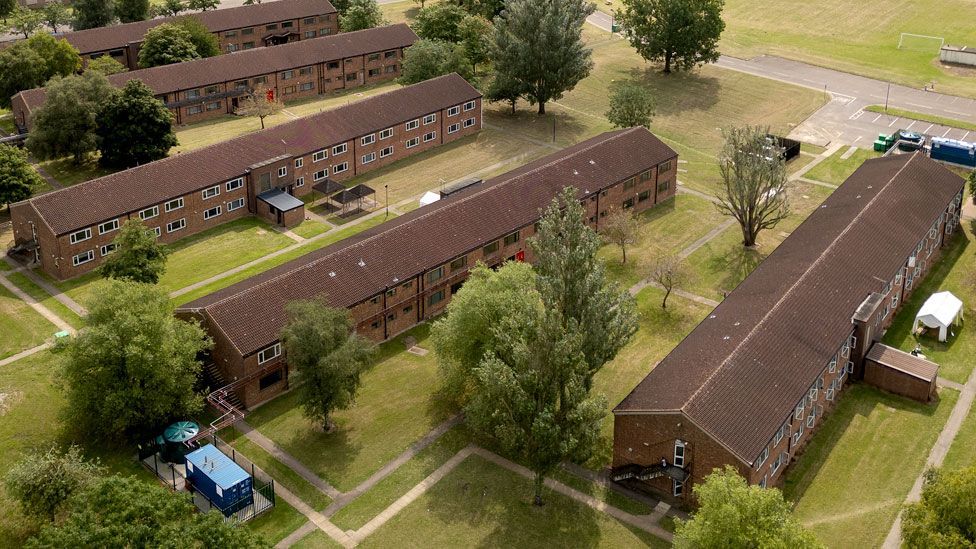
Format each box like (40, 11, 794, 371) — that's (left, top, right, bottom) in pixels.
(602, 207, 640, 264)
(236, 84, 283, 129)
(716, 125, 791, 248)
(648, 253, 688, 310)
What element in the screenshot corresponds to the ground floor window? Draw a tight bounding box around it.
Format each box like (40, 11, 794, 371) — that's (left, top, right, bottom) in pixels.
(673, 480, 683, 497)
(259, 369, 283, 390)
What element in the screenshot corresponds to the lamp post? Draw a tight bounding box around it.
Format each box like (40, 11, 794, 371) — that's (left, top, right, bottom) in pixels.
(385, 184, 389, 219)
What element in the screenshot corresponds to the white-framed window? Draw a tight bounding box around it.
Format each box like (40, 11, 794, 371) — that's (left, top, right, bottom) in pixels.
(362, 152, 375, 164)
(332, 143, 347, 155)
(295, 177, 304, 187)
(258, 342, 281, 364)
(152, 227, 161, 237)
(673, 480, 684, 497)
(405, 119, 419, 131)
(463, 100, 476, 111)
(756, 447, 769, 468)
(828, 356, 837, 373)
(313, 169, 328, 181)
(792, 424, 803, 446)
(841, 342, 850, 358)
(447, 123, 460, 134)
(295, 158, 303, 168)
(423, 131, 436, 142)
(826, 380, 836, 401)
(423, 113, 436, 125)
(892, 294, 899, 309)
(72, 250, 94, 266)
(165, 197, 184, 212)
(673, 440, 685, 467)
(405, 137, 419, 148)
(463, 117, 476, 128)
(226, 178, 244, 192)
(203, 185, 220, 199)
(333, 162, 348, 174)
(98, 219, 119, 235)
(361, 134, 375, 146)
(809, 386, 818, 402)
(278, 166, 288, 177)
(204, 206, 221, 220)
(773, 422, 788, 446)
(139, 206, 159, 221)
(379, 127, 393, 140)
(849, 334, 857, 351)
(380, 146, 393, 158)
(794, 400, 805, 421)
(313, 149, 327, 162)
(895, 272, 902, 285)
(846, 361, 854, 374)
(227, 198, 245, 211)
(100, 243, 116, 256)
(69, 228, 92, 244)
(167, 218, 186, 233)
(447, 105, 460, 116)
(771, 452, 784, 475)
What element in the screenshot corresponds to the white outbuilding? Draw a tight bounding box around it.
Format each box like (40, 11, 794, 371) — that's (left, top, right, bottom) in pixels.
(913, 291, 964, 342)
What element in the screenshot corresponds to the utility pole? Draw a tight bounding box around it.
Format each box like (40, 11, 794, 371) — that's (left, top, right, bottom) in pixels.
(884, 83, 890, 113)
(385, 184, 389, 219)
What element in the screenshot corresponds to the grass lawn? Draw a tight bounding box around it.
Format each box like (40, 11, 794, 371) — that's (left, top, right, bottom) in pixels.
(243, 325, 456, 493)
(291, 219, 332, 240)
(882, 222, 974, 384)
(785, 385, 959, 548)
(36, 158, 112, 187)
(6, 272, 84, 330)
(943, 404, 976, 471)
(244, 497, 309, 546)
(0, 283, 56, 359)
(357, 455, 669, 548)
(804, 147, 880, 186)
(864, 105, 976, 132)
(291, 529, 345, 549)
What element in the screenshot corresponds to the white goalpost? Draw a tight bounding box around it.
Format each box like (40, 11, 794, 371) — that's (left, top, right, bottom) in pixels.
(897, 33, 945, 52)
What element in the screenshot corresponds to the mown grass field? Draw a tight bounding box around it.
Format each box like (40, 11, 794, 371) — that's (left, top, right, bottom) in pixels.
(0, 283, 55, 359)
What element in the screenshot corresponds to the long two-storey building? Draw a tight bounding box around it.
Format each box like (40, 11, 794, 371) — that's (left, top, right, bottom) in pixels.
(612, 153, 964, 505)
(9, 74, 482, 280)
(11, 24, 418, 130)
(175, 127, 679, 407)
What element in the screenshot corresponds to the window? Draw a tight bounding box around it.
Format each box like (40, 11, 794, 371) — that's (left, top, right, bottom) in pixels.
(828, 356, 837, 373)
(895, 272, 902, 285)
(483, 241, 499, 255)
(333, 162, 348, 174)
(623, 177, 636, 190)
(368, 53, 380, 61)
(313, 169, 328, 181)
(463, 117, 476, 128)
(806, 407, 817, 429)
(165, 197, 184, 212)
(166, 218, 186, 233)
(304, 30, 316, 38)
(282, 70, 294, 80)
(809, 386, 818, 401)
(362, 152, 375, 164)
(450, 256, 467, 271)
(771, 452, 784, 475)
(72, 250, 94, 266)
(756, 447, 769, 468)
(100, 243, 116, 256)
(463, 100, 476, 111)
(427, 265, 445, 284)
(186, 89, 201, 100)
(657, 179, 670, 193)
(385, 50, 397, 59)
(794, 400, 804, 421)
(152, 227, 161, 237)
(362, 134, 375, 146)
(298, 68, 311, 78)
(226, 178, 244, 192)
(503, 231, 519, 246)
(792, 423, 804, 446)
(759, 476, 767, 489)
(370, 295, 381, 305)
(205, 85, 219, 95)
(403, 304, 413, 314)
(266, 23, 278, 30)
(841, 341, 850, 358)
(300, 82, 314, 91)
(242, 27, 254, 35)
(203, 185, 220, 199)
(447, 123, 460, 134)
(423, 113, 436, 125)
(346, 72, 357, 82)
(380, 146, 393, 158)
(428, 289, 446, 306)
(384, 64, 397, 74)
(278, 166, 287, 177)
(98, 219, 119, 234)
(332, 143, 347, 155)
(405, 119, 419, 131)
(623, 198, 635, 209)
(259, 369, 283, 390)
(826, 380, 836, 401)
(204, 206, 222, 220)
(673, 440, 685, 467)
(225, 30, 237, 38)
(379, 127, 393, 140)
(638, 190, 651, 202)
(206, 101, 221, 111)
(423, 131, 436, 142)
(303, 15, 316, 23)
(227, 198, 245, 211)
(294, 158, 304, 169)
(187, 105, 203, 115)
(235, 80, 248, 90)
(283, 85, 296, 95)
(846, 361, 854, 374)
(258, 343, 281, 364)
(660, 160, 672, 172)
(327, 61, 340, 70)
(282, 21, 293, 28)
(69, 228, 92, 244)
(892, 293, 899, 309)
(447, 105, 460, 116)
(226, 43, 239, 52)
(405, 137, 419, 148)
(139, 206, 159, 221)
(673, 480, 684, 497)
(313, 149, 327, 162)
(253, 76, 267, 85)
(401, 280, 413, 290)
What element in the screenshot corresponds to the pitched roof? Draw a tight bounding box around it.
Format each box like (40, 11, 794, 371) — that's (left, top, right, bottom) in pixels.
(614, 153, 964, 464)
(866, 343, 938, 382)
(178, 127, 678, 356)
(59, 0, 336, 55)
(14, 25, 418, 116)
(23, 73, 480, 236)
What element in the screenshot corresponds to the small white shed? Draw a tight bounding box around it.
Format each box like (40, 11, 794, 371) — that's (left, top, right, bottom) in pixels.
(913, 291, 964, 342)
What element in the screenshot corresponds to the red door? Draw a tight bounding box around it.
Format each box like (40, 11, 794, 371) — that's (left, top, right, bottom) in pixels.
(515, 250, 525, 262)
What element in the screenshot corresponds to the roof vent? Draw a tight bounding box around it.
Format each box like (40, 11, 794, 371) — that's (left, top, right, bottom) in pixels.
(392, 277, 399, 283)
(358, 259, 366, 267)
(856, 195, 862, 199)
(867, 185, 873, 189)
(589, 160, 595, 165)
(709, 314, 717, 319)
(573, 170, 579, 175)
(329, 271, 336, 277)
(734, 321, 740, 326)
(723, 336, 730, 340)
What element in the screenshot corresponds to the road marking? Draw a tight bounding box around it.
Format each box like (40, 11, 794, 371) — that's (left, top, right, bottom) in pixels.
(963, 132, 971, 141)
(906, 102, 929, 109)
(942, 128, 952, 137)
(888, 117, 899, 127)
(946, 110, 969, 117)
(951, 97, 959, 103)
(840, 145, 859, 159)
(872, 114, 882, 123)
(849, 110, 864, 120)
(923, 124, 934, 134)
(905, 120, 916, 130)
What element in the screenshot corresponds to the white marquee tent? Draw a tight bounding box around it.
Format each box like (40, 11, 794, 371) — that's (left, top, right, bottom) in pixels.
(913, 291, 964, 342)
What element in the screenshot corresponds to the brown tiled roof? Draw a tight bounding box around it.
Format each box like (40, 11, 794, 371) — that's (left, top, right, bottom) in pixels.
(23, 73, 480, 236)
(178, 127, 678, 356)
(14, 25, 417, 116)
(614, 153, 964, 464)
(866, 343, 938, 382)
(59, 0, 336, 55)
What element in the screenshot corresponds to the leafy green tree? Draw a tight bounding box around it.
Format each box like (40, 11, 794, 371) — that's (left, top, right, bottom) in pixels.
(531, 187, 638, 384)
(459, 0, 503, 19)
(491, 0, 593, 115)
(86, 55, 127, 75)
(339, 0, 385, 32)
(0, 0, 15, 23)
(0, 144, 43, 208)
(968, 170, 976, 202)
(415, 2, 466, 42)
(174, 16, 220, 57)
(242, 0, 261, 4)
(280, 299, 375, 433)
(41, 1, 71, 32)
(116, 0, 150, 22)
(8, 6, 43, 38)
(674, 466, 822, 548)
(606, 81, 655, 129)
(485, 69, 525, 114)
(138, 23, 201, 67)
(187, 0, 219, 10)
(902, 467, 976, 548)
(26, 476, 268, 548)
(156, 0, 186, 16)
(27, 72, 114, 164)
(26, 32, 82, 77)
(61, 280, 210, 442)
(326, 0, 347, 12)
(72, 0, 114, 30)
(617, 0, 725, 74)
(399, 38, 472, 85)
(458, 14, 491, 74)
(5, 446, 103, 522)
(96, 80, 177, 168)
(0, 46, 45, 108)
(98, 219, 170, 283)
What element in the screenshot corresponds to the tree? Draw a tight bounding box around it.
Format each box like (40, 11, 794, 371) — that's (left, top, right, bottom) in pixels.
(617, 0, 725, 74)
(530, 187, 638, 384)
(339, 0, 384, 32)
(485, 70, 524, 114)
(72, 0, 114, 30)
(61, 280, 210, 442)
(490, 0, 593, 114)
(458, 15, 491, 74)
(0, 46, 45, 109)
(327, 0, 348, 12)
(26, 32, 82, 77)
(968, 170, 976, 203)
(116, 0, 150, 23)
(4, 446, 102, 523)
(235, 84, 283, 129)
(96, 80, 177, 169)
(606, 81, 655, 129)
(280, 299, 375, 433)
(41, 1, 71, 33)
(459, 0, 504, 19)
(26, 475, 268, 548)
(648, 253, 688, 309)
(902, 467, 976, 548)
(673, 466, 822, 548)
(86, 55, 127, 75)
(174, 16, 220, 57)
(716, 125, 791, 248)
(28, 72, 114, 164)
(0, 144, 43, 208)
(156, 0, 186, 16)
(8, 6, 43, 38)
(186, 0, 219, 10)
(138, 23, 200, 68)
(602, 208, 639, 264)
(0, 0, 15, 23)
(399, 38, 472, 85)
(98, 219, 170, 283)
(415, 2, 466, 42)
(242, 0, 261, 4)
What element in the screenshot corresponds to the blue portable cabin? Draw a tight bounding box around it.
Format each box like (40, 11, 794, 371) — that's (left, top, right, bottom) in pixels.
(185, 444, 253, 516)
(930, 137, 976, 168)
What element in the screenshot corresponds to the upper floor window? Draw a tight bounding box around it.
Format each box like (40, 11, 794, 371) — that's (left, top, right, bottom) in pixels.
(673, 440, 685, 467)
(258, 342, 281, 364)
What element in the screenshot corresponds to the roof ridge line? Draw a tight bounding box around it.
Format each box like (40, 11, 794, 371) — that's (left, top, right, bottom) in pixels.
(680, 153, 919, 432)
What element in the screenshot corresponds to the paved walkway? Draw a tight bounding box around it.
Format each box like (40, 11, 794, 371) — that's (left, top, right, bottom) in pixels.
(0, 271, 75, 334)
(3, 258, 87, 317)
(236, 420, 341, 499)
(0, 342, 53, 368)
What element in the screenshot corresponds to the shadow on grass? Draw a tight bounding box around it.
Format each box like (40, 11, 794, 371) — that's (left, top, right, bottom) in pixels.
(705, 238, 766, 297)
(626, 66, 722, 119)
